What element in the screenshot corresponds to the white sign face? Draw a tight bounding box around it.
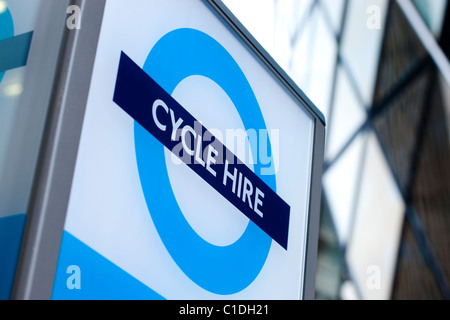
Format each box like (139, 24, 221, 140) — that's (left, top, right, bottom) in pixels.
(51, 0, 316, 299)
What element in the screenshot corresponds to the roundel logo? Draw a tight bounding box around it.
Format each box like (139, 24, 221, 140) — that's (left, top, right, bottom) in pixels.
(0, 5, 14, 84)
(113, 28, 290, 295)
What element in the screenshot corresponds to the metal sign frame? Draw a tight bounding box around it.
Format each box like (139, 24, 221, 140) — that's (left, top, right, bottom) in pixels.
(11, 0, 325, 300)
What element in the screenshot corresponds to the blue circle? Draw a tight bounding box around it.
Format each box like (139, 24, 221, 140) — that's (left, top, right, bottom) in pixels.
(135, 28, 275, 294)
(0, 7, 14, 83)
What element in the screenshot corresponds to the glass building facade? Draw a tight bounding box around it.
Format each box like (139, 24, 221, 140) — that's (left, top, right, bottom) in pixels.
(225, 0, 450, 299)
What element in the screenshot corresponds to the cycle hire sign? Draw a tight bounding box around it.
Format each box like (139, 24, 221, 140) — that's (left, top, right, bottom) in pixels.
(51, 0, 318, 299)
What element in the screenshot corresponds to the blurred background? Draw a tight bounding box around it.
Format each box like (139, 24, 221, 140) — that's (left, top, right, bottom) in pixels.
(223, 0, 450, 300)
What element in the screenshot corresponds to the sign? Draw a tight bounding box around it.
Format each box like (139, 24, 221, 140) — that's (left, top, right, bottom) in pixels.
(9, 0, 324, 300)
